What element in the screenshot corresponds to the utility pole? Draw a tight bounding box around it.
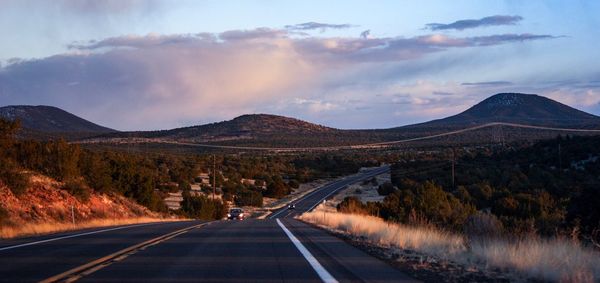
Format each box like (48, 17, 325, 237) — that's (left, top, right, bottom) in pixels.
(558, 143, 562, 172)
(212, 154, 216, 200)
(500, 125, 505, 147)
(71, 205, 75, 225)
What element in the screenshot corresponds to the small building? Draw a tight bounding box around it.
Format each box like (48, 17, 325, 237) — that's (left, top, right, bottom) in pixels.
(195, 173, 211, 185)
(164, 192, 183, 210)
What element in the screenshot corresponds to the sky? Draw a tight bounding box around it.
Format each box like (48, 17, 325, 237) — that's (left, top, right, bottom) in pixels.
(0, 0, 599, 131)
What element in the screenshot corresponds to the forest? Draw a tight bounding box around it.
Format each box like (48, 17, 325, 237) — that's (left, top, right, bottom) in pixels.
(338, 135, 600, 243)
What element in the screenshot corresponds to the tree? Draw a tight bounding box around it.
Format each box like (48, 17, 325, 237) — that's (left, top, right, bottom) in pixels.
(265, 180, 289, 198)
(377, 182, 396, 196)
(180, 193, 227, 220)
(235, 190, 263, 207)
(0, 119, 28, 194)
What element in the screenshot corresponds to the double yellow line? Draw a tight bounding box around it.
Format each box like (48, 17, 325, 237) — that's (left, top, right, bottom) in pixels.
(40, 221, 215, 283)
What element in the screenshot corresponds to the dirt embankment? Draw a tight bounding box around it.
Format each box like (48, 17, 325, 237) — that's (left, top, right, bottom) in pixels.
(0, 174, 167, 238)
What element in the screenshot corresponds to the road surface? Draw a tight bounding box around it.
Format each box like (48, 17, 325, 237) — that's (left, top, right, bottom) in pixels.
(0, 166, 418, 282)
(268, 165, 390, 219)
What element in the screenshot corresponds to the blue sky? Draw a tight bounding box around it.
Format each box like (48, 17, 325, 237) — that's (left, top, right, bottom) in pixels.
(0, 0, 599, 130)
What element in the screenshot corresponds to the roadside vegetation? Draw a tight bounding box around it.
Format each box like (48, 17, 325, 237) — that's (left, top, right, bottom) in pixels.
(336, 136, 600, 244)
(0, 118, 381, 225)
(300, 207, 600, 282)
(299, 135, 600, 282)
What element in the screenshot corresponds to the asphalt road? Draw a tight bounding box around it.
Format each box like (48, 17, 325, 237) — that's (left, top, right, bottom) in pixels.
(0, 221, 204, 282)
(0, 166, 418, 282)
(268, 165, 390, 219)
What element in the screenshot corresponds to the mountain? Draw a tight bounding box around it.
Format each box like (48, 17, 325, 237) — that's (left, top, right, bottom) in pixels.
(410, 93, 600, 128)
(5, 93, 600, 147)
(0, 105, 116, 138)
(96, 114, 344, 146)
(155, 114, 336, 140)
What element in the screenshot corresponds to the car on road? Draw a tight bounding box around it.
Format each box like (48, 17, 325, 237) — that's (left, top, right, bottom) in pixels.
(227, 208, 244, 220)
(288, 203, 295, 210)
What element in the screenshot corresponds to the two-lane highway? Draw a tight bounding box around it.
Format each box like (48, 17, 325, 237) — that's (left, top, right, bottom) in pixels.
(268, 166, 390, 219)
(0, 221, 206, 282)
(0, 166, 418, 282)
(78, 218, 416, 282)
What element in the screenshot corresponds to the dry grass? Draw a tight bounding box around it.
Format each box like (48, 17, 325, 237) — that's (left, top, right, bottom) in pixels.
(300, 206, 600, 282)
(0, 217, 180, 239)
(300, 208, 466, 259)
(471, 238, 600, 282)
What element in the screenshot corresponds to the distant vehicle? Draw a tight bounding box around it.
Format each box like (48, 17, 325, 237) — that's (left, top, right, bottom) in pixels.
(227, 208, 244, 220)
(288, 203, 295, 210)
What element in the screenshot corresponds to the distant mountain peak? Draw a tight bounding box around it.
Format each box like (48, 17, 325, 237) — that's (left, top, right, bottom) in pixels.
(411, 92, 600, 128)
(0, 105, 116, 135)
(228, 113, 333, 131)
(482, 93, 527, 107)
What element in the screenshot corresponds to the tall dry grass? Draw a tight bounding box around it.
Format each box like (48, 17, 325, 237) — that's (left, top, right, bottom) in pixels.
(471, 238, 600, 282)
(0, 217, 179, 239)
(299, 207, 600, 282)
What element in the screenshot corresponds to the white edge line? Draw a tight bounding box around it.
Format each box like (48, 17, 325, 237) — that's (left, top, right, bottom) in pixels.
(0, 222, 163, 252)
(276, 219, 338, 283)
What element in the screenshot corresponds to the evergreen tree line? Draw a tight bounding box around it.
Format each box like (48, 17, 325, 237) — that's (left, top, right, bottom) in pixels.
(338, 135, 600, 240)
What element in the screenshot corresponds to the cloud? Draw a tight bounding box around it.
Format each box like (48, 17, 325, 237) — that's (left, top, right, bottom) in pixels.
(462, 81, 513, 86)
(285, 22, 356, 33)
(468, 33, 558, 45)
(426, 15, 524, 31)
(0, 28, 563, 130)
(360, 30, 371, 39)
(219, 28, 288, 41)
(292, 98, 340, 113)
(68, 33, 204, 50)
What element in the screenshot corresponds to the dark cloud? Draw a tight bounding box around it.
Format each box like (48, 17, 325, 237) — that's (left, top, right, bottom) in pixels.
(219, 28, 288, 41)
(360, 30, 371, 39)
(433, 91, 454, 96)
(469, 34, 558, 46)
(462, 81, 513, 86)
(68, 34, 204, 50)
(285, 22, 355, 32)
(426, 15, 523, 31)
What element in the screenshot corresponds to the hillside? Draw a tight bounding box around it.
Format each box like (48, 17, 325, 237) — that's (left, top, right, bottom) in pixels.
(5, 93, 600, 148)
(408, 93, 600, 128)
(93, 114, 358, 147)
(139, 114, 336, 141)
(0, 105, 116, 139)
(0, 173, 161, 238)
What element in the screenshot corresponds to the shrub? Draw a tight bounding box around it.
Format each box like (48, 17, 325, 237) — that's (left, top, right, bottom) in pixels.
(265, 180, 290, 198)
(0, 160, 29, 195)
(63, 179, 91, 202)
(464, 212, 504, 241)
(288, 179, 300, 189)
(235, 190, 263, 207)
(180, 193, 227, 220)
(377, 182, 396, 196)
(337, 196, 370, 215)
(0, 205, 10, 226)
